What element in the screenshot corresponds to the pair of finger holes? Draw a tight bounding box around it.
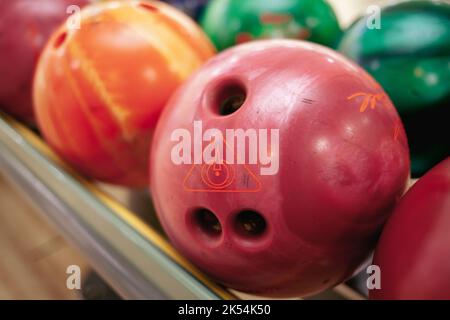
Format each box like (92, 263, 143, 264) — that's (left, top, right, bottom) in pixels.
(210, 81, 247, 116)
(193, 208, 267, 241)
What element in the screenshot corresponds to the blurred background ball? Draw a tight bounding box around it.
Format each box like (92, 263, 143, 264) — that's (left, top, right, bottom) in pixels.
(200, 0, 342, 51)
(327, 0, 392, 28)
(370, 157, 450, 300)
(33, 0, 215, 187)
(0, 0, 90, 123)
(338, 0, 450, 176)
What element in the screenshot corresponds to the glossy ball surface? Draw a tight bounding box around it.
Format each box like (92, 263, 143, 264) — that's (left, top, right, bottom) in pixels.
(370, 157, 450, 300)
(150, 40, 410, 296)
(338, 0, 450, 176)
(200, 0, 342, 51)
(33, 0, 215, 187)
(0, 0, 89, 123)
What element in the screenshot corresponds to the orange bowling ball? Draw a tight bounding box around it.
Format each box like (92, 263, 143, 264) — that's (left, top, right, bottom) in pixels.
(33, 0, 215, 187)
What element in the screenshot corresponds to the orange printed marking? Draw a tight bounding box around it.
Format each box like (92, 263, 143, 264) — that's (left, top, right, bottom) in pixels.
(183, 139, 262, 193)
(183, 162, 262, 193)
(347, 92, 387, 113)
(393, 120, 402, 141)
(200, 162, 235, 190)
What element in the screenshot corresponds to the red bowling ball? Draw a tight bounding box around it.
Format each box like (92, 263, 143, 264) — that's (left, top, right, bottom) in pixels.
(150, 40, 410, 297)
(0, 0, 89, 122)
(370, 157, 450, 300)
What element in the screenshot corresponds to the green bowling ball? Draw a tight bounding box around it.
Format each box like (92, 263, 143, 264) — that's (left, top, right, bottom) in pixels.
(338, 0, 450, 177)
(200, 0, 342, 51)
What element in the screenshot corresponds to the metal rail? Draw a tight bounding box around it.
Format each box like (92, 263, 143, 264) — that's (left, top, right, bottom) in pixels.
(0, 114, 364, 300)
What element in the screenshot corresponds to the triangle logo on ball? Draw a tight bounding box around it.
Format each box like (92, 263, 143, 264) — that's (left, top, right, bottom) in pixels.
(183, 138, 262, 193)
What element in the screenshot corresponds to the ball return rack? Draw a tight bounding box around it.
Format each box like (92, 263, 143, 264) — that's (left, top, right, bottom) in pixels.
(0, 113, 365, 300)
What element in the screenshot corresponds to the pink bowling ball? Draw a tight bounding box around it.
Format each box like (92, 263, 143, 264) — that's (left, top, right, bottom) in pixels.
(150, 40, 410, 297)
